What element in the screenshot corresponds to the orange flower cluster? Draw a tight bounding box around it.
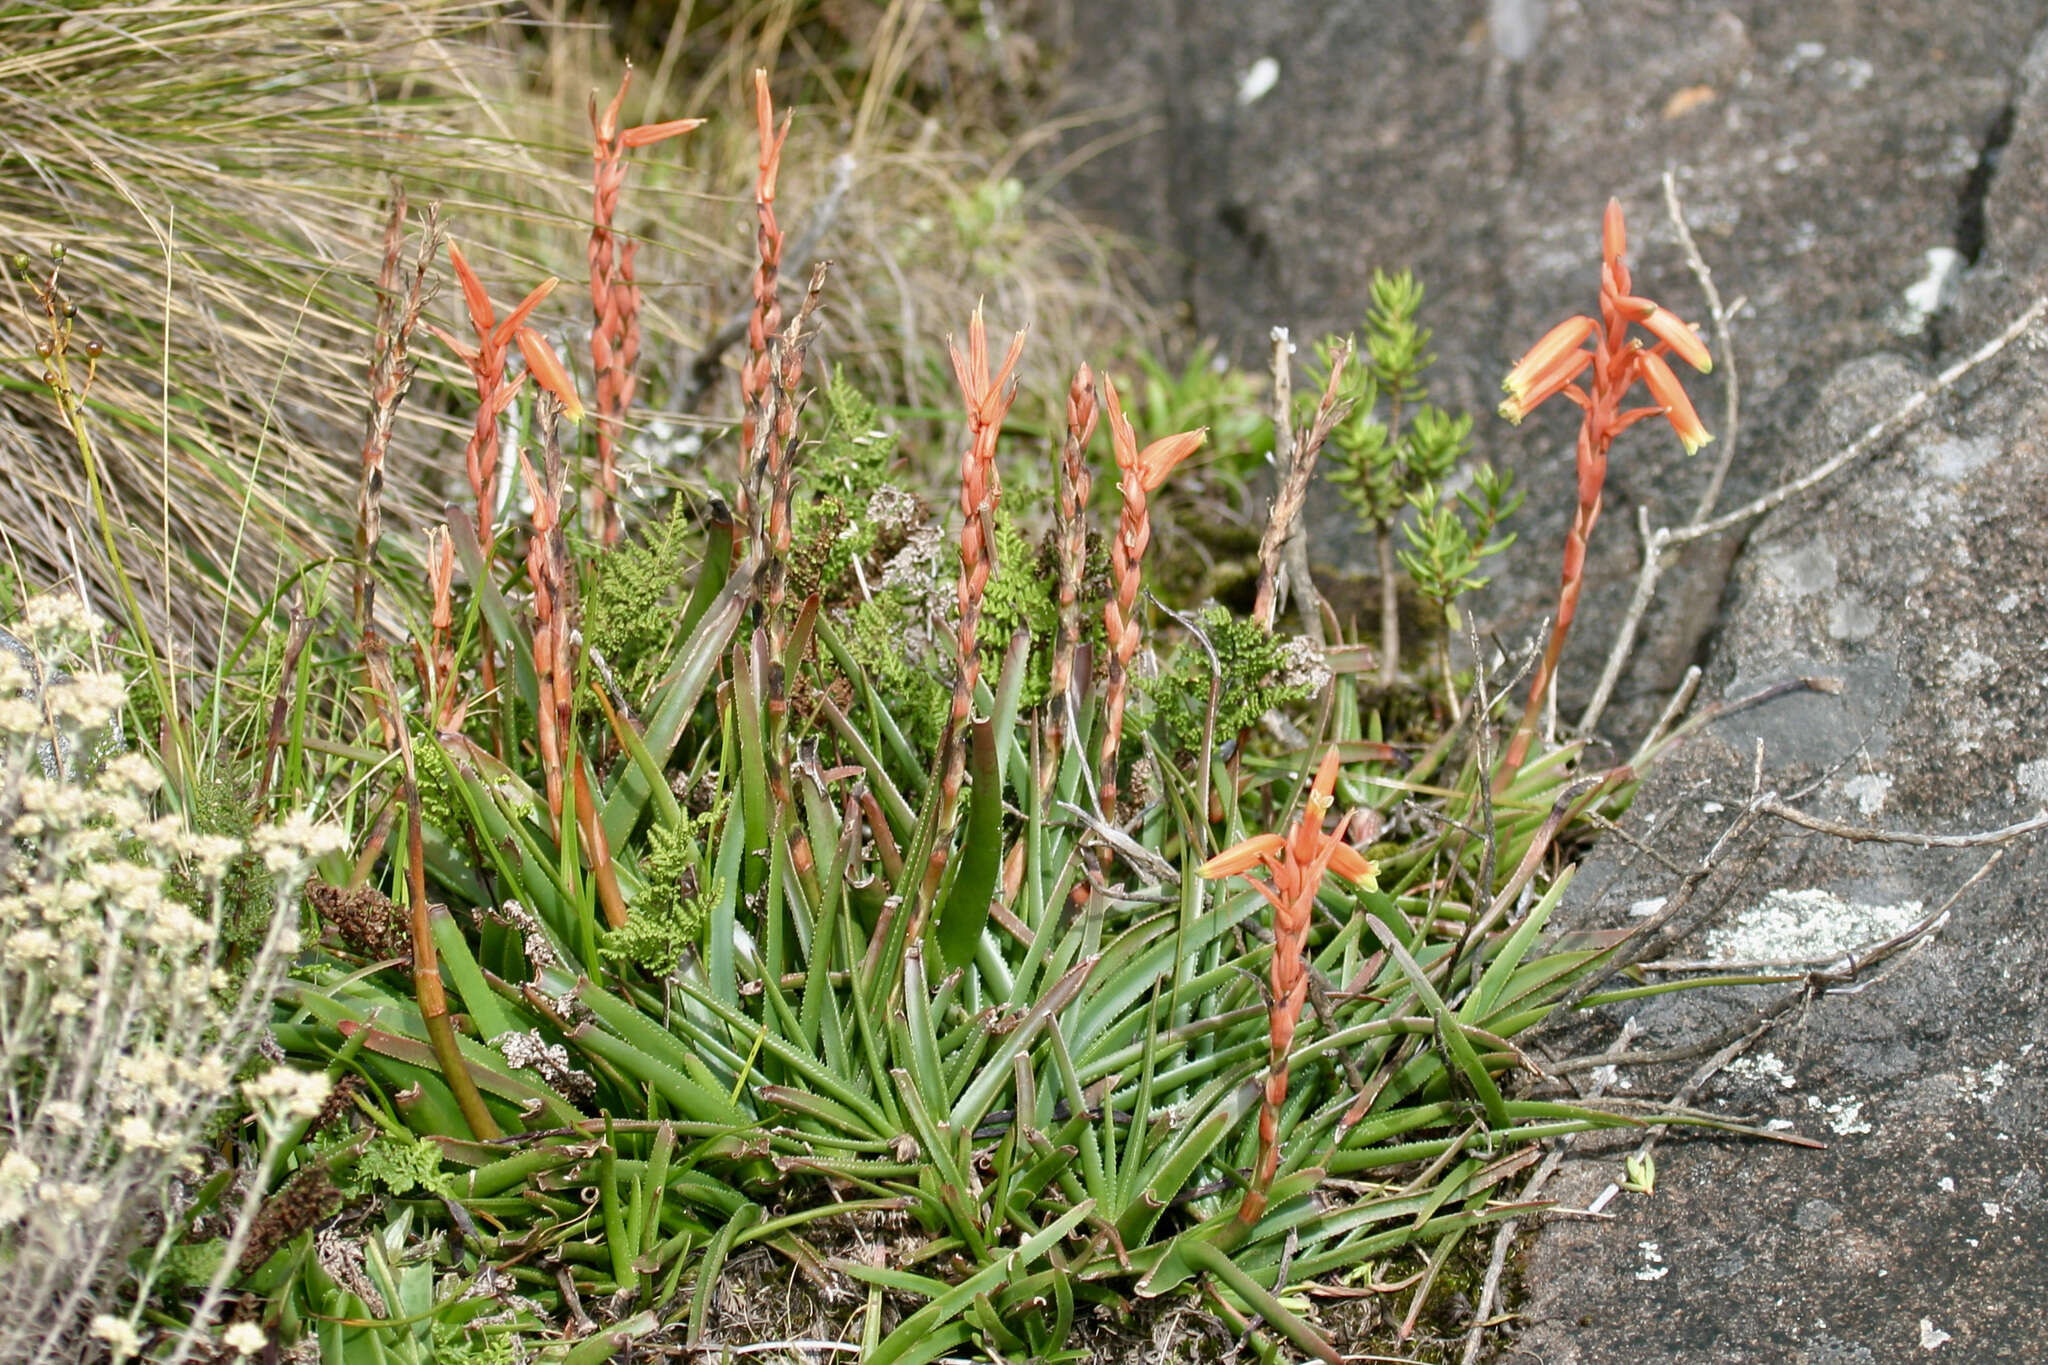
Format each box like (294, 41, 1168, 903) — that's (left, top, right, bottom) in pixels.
(1200, 748, 1377, 1221)
(1097, 378, 1204, 824)
(1497, 199, 1711, 781)
(438, 243, 563, 546)
(588, 66, 703, 547)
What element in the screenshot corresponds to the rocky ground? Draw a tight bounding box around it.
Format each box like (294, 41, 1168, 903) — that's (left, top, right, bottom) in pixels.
(1048, 2, 2048, 1358)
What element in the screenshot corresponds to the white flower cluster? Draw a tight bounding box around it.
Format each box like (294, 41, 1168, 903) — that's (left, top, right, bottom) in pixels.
(0, 598, 348, 1363)
(242, 1065, 333, 1124)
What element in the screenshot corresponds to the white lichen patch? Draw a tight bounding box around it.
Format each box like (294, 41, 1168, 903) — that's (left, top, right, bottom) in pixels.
(1897, 248, 1965, 334)
(1919, 1318, 1952, 1350)
(1807, 1095, 1874, 1136)
(1963, 1060, 2011, 1105)
(1841, 772, 1892, 815)
(1723, 1052, 1798, 1089)
(1634, 1241, 1669, 1282)
(1704, 888, 1926, 962)
(1628, 896, 1668, 919)
(1947, 648, 1999, 686)
(1236, 56, 1279, 105)
(2015, 760, 2048, 804)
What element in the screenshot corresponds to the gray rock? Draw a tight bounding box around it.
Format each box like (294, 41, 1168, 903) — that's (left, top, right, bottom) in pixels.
(1042, 1, 2048, 1358)
(1052, 0, 2046, 744)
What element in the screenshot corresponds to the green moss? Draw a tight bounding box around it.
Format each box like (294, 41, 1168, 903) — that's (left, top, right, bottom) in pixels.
(843, 592, 949, 752)
(810, 367, 897, 497)
(978, 512, 1061, 706)
(1149, 606, 1320, 755)
(354, 1133, 447, 1198)
(583, 494, 697, 696)
(601, 803, 723, 979)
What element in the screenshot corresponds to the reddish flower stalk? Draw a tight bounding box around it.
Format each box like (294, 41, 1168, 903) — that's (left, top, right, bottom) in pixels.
(1042, 363, 1098, 799)
(912, 306, 1024, 925)
(1199, 748, 1378, 1226)
(589, 65, 703, 547)
(739, 67, 791, 517)
(758, 264, 830, 643)
(757, 267, 829, 891)
(1098, 377, 1205, 832)
(520, 399, 626, 931)
(1496, 198, 1712, 786)
(943, 306, 1026, 798)
(435, 242, 559, 548)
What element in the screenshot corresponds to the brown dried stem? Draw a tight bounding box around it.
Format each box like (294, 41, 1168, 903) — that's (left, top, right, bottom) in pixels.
(354, 188, 440, 647)
(1252, 336, 1352, 632)
(1043, 363, 1097, 799)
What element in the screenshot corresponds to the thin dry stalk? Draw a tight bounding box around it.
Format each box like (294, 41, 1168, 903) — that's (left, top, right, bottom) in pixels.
(1251, 338, 1352, 633)
(353, 189, 441, 646)
(253, 594, 313, 805)
(1043, 363, 1097, 799)
(588, 63, 703, 546)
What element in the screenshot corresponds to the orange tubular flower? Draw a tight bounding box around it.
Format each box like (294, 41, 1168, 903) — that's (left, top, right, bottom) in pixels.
(1637, 350, 1710, 454)
(1200, 748, 1378, 1222)
(1495, 197, 1715, 786)
(1500, 314, 1597, 419)
(515, 327, 585, 424)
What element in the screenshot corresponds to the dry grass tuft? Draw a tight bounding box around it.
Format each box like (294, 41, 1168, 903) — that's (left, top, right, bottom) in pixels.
(0, 1, 571, 647)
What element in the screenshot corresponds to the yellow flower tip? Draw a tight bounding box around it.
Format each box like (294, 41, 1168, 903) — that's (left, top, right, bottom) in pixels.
(1198, 833, 1284, 880)
(1497, 398, 1528, 425)
(1327, 844, 1378, 887)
